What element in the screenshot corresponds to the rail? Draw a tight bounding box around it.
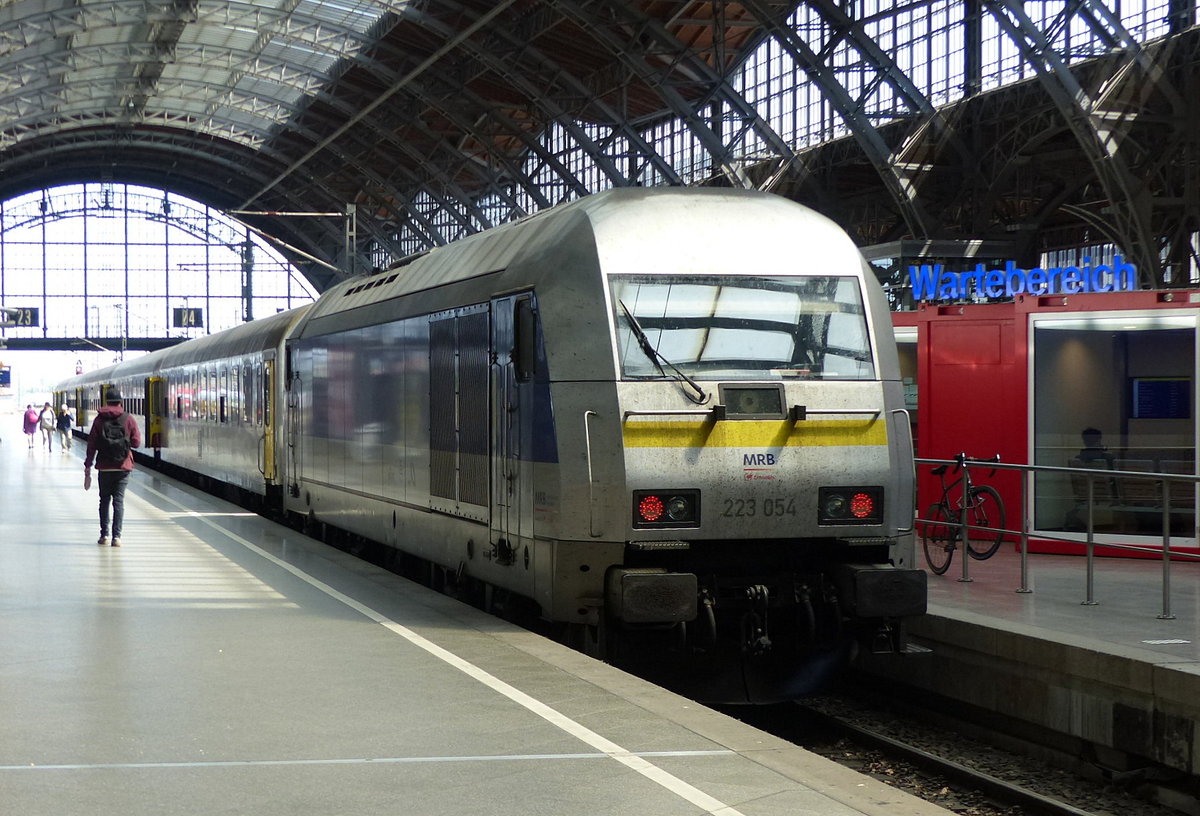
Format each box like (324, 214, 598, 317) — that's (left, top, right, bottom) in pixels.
(916, 456, 1200, 620)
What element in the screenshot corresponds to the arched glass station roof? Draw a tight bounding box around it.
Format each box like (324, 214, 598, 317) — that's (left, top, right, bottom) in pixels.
(0, 1, 1194, 296)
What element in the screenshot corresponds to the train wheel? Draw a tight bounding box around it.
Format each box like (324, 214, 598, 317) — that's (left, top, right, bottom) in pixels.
(922, 502, 955, 575)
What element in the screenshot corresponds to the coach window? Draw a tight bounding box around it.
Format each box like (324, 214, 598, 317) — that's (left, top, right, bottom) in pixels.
(242, 364, 252, 422)
(262, 363, 271, 427)
(229, 367, 238, 423)
(255, 362, 264, 426)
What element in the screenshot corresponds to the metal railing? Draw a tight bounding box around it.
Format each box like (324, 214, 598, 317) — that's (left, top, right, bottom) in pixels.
(916, 456, 1200, 620)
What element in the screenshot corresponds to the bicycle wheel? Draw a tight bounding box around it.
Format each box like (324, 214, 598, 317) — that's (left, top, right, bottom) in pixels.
(922, 502, 955, 575)
(965, 485, 1005, 560)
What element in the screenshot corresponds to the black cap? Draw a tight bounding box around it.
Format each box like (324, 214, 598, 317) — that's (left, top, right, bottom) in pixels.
(106, 389, 123, 403)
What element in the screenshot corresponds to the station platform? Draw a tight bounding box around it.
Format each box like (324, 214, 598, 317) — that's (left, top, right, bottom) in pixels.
(0, 427, 951, 816)
(859, 537, 1200, 782)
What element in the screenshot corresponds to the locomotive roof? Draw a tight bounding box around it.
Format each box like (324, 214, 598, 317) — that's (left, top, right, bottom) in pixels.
(54, 189, 870, 394)
(298, 187, 864, 328)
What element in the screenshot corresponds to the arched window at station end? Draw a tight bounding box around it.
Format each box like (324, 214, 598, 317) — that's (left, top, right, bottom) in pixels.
(0, 183, 319, 405)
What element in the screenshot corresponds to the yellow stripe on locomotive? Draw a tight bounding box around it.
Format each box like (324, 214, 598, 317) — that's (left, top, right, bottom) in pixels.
(622, 418, 888, 449)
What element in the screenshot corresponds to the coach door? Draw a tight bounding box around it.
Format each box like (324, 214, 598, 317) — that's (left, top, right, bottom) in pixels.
(262, 357, 278, 482)
(490, 294, 536, 562)
(146, 377, 166, 450)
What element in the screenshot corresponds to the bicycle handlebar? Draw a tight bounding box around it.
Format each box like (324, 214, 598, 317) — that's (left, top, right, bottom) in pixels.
(951, 452, 1001, 476)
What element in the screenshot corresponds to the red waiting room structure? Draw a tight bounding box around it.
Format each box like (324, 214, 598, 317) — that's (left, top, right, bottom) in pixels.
(893, 290, 1199, 555)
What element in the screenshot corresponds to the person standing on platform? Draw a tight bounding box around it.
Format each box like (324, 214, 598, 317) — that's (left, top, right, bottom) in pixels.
(84, 389, 141, 547)
(22, 404, 37, 448)
(37, 402, 55, 451)
(57, 404, 74, 451)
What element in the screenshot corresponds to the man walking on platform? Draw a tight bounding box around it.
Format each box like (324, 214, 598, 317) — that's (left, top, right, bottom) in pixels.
(84, 388, 141, 547)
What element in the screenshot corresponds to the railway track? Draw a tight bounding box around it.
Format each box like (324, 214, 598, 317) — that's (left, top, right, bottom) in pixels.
(796, 703, 1099, 816)
(722, 690, 1188, 816)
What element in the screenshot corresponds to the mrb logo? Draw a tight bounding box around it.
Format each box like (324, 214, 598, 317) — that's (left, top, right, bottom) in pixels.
(742, 451, 778, 481)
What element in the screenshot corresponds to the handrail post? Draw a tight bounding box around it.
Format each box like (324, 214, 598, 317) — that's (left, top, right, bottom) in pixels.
(1082, 476, 1098, 605)
(1159, 478, 1176, 620)
(957, 458, 973, 583)
(1017, 467, 1032, 593)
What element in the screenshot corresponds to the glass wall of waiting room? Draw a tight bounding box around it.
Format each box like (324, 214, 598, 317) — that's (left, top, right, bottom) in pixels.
(1031, 312, 1198, 544)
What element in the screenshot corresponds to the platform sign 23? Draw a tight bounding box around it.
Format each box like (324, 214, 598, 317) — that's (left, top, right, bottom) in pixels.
(0, 307, 39, 328)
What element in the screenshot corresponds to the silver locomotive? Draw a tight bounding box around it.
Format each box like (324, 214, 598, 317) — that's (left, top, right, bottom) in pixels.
(58, 188, 925, 702)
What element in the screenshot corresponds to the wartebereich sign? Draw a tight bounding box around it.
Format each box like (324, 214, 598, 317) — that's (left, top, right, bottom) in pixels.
(908, 256, 1137, 301)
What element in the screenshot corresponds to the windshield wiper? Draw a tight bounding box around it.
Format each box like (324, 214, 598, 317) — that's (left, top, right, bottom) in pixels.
(618, 300, 707, 404)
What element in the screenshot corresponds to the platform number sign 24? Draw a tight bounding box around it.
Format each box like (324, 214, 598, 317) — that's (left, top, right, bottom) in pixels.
(173, 307, 204, 328)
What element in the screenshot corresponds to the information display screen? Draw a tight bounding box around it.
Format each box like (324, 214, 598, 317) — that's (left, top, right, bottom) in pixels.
(1131, 377, 1191, 420)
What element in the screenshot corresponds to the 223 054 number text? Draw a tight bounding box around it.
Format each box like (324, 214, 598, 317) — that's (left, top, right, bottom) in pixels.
(721, 497, 797, 518)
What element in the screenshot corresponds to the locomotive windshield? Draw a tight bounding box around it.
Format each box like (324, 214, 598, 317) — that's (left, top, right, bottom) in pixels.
(610, 274, 874, 381)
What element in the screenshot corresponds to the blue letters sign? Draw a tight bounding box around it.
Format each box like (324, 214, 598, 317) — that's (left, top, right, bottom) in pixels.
(908, 257, 1138, 302)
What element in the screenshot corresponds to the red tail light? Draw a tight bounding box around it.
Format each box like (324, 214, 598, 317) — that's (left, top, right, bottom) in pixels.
(850, 492, 875, 519)
(637, 494, 666, 523)
(818, 486, 883, 525)
(633, 489, 700, 528)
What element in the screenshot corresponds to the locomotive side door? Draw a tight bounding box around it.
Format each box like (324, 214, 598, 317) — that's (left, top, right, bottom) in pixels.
(490, 294, 535, 561)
